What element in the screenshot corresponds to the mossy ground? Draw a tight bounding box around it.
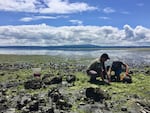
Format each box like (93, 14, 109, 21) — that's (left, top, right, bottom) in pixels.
(0, 54, 149, 113)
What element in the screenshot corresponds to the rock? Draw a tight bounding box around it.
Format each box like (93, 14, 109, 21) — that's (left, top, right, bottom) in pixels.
(1, 88, 7, 95)
(0, 96, 7, 104)
(21, 106, 30, 113)
(48, 88, 72, 110)
(5, 108, 16, 113)
(24, 79, 42, 89)
(0, 103, 8, 111)
(16, 95, 31, 110)
(145, 70, 150, 75)
(50, 76, 62, 84)
(136, 100, 150, 111)
(56, 99, 72, 110)
(5, 80, 21, 88)
(0, 72, 5, 76)
(66, 74, 76, 83)
(78, 104, 111, 113)
(121, 106, 127, 111)
(42, 75, 62, 85)
(132, 94, 140, 99)
(38, 97, 46, 106)
(41, 106, 54, 113)
(85, 87, 110, 102)
(28, 100, 39, 111)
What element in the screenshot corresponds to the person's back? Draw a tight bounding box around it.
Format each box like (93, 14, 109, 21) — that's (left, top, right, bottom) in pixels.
(110, 61, 128, 82)
(111, 61, 123, 71)
(87, 58, 103, 76)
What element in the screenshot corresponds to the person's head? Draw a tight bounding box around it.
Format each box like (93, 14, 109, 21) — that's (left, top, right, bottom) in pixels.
(100, 53, 110, 62)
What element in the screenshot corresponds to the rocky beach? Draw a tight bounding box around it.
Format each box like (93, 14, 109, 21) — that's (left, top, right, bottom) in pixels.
(0, 0, 150, 112)
(0, 54, 149, 113)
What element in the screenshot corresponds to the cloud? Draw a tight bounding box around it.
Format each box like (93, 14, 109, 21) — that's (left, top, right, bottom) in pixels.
(123, 25, 135, 40)
(103, 7, 115, 13)
(69, 20, 83, 25)
(0, 24, 150, 46)
(20, 15, 68, 22)
(0, 0, 97, 14)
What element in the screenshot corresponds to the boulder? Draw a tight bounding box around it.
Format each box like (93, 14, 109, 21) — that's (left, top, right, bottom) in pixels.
(42, 75, 62, 85)
(86, 87, 110, 102)
(24, 79, 42, 89)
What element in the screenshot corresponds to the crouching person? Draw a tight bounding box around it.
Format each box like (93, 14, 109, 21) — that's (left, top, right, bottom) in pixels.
(86, 53, 110, 84)
(110, 61, 132, 83)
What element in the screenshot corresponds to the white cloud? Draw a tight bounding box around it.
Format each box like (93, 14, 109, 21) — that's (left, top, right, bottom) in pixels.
(0, 24, 150, 46)
(0, 0, 97, 14)
(20, 15, 68, 22)
(69, 20, 83, 25)
(103, 7, 115, 13)
(123, 24, 135, 40)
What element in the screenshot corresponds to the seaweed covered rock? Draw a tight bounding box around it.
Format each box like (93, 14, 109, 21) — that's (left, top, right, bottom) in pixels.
(48, 88, 72, 110)
(85, 87, 110, 102)
(42, 74, 62, 85)
(24, 79, 42, 89)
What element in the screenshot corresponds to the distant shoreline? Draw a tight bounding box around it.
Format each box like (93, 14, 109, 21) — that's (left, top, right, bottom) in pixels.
(0, 45, 150, 51)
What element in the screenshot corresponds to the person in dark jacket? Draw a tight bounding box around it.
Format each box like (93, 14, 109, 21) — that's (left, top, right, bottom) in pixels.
(110, 61, 129, 82)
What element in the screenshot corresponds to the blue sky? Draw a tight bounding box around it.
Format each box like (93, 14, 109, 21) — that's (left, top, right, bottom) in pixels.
(0, 0, 150, 46)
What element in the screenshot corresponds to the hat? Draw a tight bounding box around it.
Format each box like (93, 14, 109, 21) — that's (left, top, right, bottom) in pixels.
(101, 53, 110, 59)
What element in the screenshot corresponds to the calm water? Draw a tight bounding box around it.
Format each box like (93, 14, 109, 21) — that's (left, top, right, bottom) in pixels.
(0, 48, 150, 67)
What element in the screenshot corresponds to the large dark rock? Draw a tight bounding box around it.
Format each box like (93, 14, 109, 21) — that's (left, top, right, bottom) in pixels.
(50, 76, 62, 84)
(42, 75, 62, 85)
(24, 79, 42, 89)
(85, 87, 110, 102)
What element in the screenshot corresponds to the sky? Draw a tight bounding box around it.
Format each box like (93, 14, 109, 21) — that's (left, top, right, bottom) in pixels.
(0, 0, 150, 46)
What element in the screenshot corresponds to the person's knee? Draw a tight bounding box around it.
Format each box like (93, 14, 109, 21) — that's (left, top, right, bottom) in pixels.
(87, 70, 98, 76)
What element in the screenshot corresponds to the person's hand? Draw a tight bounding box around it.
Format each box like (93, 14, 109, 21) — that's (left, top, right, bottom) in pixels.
(104, 79, 110, 85)
(125, 72, 129, 76)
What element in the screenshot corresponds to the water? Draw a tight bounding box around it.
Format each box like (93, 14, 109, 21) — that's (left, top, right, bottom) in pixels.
(0, 48, 150, 67)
